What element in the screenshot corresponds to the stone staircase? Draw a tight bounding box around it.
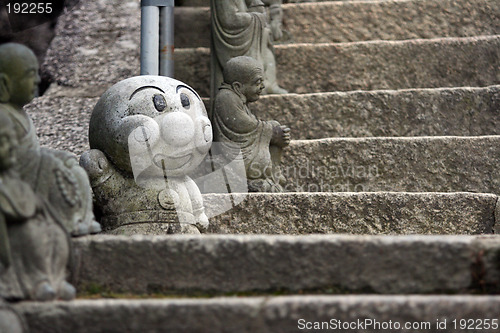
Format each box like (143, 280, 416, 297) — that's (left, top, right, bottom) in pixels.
(16, 0, 500, 331)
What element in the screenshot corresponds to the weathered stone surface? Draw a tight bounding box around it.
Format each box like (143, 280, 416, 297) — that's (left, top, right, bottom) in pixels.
(284, 136, 500, 195)
(25, 96, 97, 156)
(252, 85, 500, 139)
(171, 0, 500, 47)
(53, 0, 140, 37)
(68, 234, 500, 294)
(171, 36, 494, 96)
(177, 0, 404, 5)
(205, 192, 497, 235)
(24, 99, 500, 195)
(25, 101, 500, 195)
(275, 36, 500, 95)
(475, 235, 500, 290)
(28, 86, 500, 156)
(42, 32, 141, 98)
(43, 31, 500, 98)
(175, 7, 211, 48)
(53, 0, 209, 49)
(283, 0, 500, 44)
(15, 295, 500, 333)
(178, 36, 500, 96)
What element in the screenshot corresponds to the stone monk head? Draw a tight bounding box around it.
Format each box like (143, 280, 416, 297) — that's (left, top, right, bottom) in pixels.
(0, 43, 41, 108)
(223, 56, 265, 103)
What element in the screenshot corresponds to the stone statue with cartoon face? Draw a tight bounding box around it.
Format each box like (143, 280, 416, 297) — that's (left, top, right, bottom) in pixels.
(0, 43, 100, 236)
(80, 76, 213, 235)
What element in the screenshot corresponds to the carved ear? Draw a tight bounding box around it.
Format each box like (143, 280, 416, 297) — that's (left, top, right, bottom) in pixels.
(232, 82, 242, 94)
(0, 74, 11, 103)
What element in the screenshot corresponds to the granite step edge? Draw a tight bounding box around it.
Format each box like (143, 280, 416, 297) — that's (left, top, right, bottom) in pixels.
(70, 233, 500, 296)
(15, 295, 500, 333)
(200, 192, 499, 235)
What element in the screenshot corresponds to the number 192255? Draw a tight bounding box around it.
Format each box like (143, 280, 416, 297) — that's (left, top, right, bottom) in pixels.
(453, 319, 498, 330)
(6, 3, 52, 14)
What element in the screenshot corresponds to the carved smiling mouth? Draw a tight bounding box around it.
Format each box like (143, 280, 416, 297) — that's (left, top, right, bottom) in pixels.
(153, 153, 192, 171)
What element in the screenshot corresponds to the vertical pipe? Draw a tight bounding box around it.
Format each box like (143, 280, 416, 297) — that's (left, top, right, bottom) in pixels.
(159, 5, 174, 77)
(141, 5, 160, 75)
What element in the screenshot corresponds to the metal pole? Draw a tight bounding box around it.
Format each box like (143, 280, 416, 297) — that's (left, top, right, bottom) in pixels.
(141, 0, 174, 77)
(160, 4, 174, 77)
(141, 4, 160, 75)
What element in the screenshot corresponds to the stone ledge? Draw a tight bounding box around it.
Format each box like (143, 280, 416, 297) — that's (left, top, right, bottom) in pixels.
(29, 86, 500, 156)
(51, 0, 500, 48)
(70, 234, 500, 295)
(284, 136, 500, 195)
(15, 295, 500, 333)
(180, 35, 500, 96)
(252, 85, 500, 139)
(203, 192, 497, 235)
(274, 35, 500, 95)
(43, 35, 500, 97)
(172, 0, 500, 47)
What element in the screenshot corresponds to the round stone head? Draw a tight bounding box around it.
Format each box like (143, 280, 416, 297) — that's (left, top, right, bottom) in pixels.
(223, 56, 264, 103)
(0, 43, 40, 107)
(89, 76, 213, 179)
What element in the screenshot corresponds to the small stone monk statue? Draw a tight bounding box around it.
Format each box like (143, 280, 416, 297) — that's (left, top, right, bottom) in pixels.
(213, 56, 290, 192)
(0, 43, 100, 236)
(0, 114, 75, 301)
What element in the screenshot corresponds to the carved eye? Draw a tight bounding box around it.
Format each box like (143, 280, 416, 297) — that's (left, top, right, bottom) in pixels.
(153, 94, 166, 112)
(180, 93, 190, 109)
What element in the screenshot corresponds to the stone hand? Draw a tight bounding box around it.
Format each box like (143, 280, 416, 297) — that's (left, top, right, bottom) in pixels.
(270, 19, 283, 41)
(281, 125, 291, 145)
(271, 124, 290, 147)
(196, 212, 210, 230)
(79, 149, 113, 187)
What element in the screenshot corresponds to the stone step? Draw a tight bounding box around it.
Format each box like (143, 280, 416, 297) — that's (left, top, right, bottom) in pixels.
(251, 85, 500, 139)
(102, 192, 498, 235)
(28, 85, 500, 156)
(55, 0, 500, 48)
(177, 0, 397, 6)
(15, 295, 500, 333)
(175, 0, 500, 47)
(198, 192, 499, 235)
(177, 35, 500, 97)
(282, 136, 500, 195)
(68, 235, 500, 295)
(25, 102, 500, 195)
(43, 34, 500, 98)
